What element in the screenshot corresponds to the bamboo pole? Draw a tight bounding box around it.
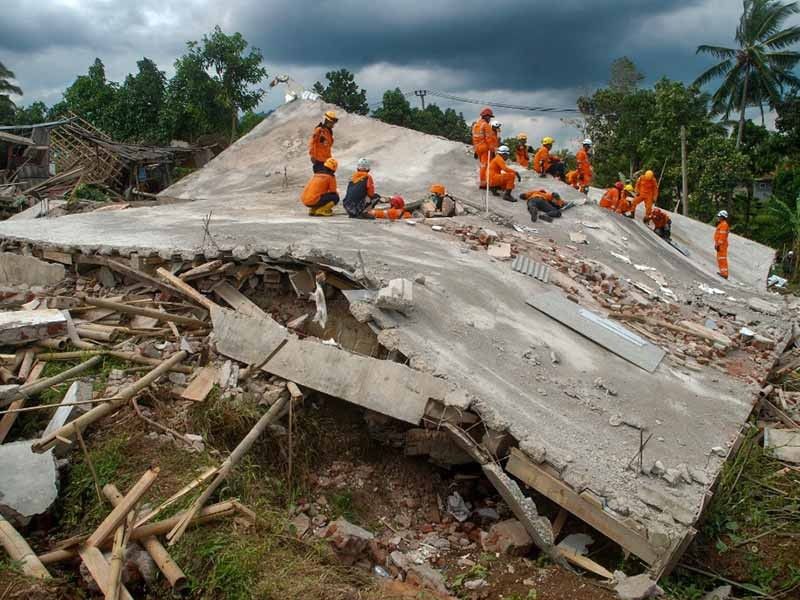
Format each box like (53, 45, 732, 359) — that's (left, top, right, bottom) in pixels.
(0, 355, 102, 409)
(35, 350, 193, 374)
(134, 467, 217, 528)
(80, 296, 208, 329)
(104, 485, 188, 592)
(156, 267, 219, 311)
(0, 361, 44, 443)
(77, 545, 133, 600)
(32, 351, 188, 453)
(74, 423, 103, 503)
(17, 350, 35, 381)
(0, 513, 51, 579)
(76, 324, 118, 342)
(106, 522, 126, 600)
(167, 395, 290, 545)
(86, 468, 159, 548)
(39, 501, 237, 564)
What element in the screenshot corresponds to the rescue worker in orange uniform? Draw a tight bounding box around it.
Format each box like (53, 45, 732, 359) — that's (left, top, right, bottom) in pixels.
(308, 110, 338, 173)
(649, 207, 672, 240)
(472, 107, 496, 189)
(617, 183, 635, 215)
(600, 182, 625, 211)
(370, 196, 412, 220)
(629, 170, 659, 221)
(515, 133, 530, 168)
(488, 145, 521, 202)
(566, 169, 580, 189)
(301, 157, 339, 216)
(714, 210, 730, 279)
(576, 138, 593, 193)
(520, 189, 565, 223)
(343, 157, 381, 218)
(534, 137, 566, 181)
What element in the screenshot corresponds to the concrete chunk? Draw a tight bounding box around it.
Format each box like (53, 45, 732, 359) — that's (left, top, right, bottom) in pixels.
(748, 297, 779, 316)
(0, 252, 65, 287)
(764, 428, 800, 464)
(481, 519, 534, 555)
(614, 571, 664, 600)
(0, 309, 67, 345)
(0, 441, 58, 527)
(43, 380, 93, 457)
(375, 278, 413, 314)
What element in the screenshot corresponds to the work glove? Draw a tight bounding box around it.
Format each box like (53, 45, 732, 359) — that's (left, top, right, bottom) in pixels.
(516, 172, 522, 182)
(473, 152, 478, 159)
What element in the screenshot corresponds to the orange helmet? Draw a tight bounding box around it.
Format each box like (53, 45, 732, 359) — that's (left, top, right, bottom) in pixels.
(480, 107, 494, 118)
(430, 184, 446, 196)
(390, 195, 405, 210)
(323, 157, 338, 171)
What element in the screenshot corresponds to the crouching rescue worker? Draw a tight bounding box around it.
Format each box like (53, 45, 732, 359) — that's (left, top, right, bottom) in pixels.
(343, 158, 381, 218)
(714, 210, 730, 279)
(600, 182, 624, 211)
(534, 137, 566, 181)
(566, 169, 580, 190)
(370, 196, 412, 220)
(629, 170, 659, 221)
(618, 184, 635, 216)
(308, 110, 338, 173)
(649, 207, 672, 240)
(515, 134, 530, 168)
(423, 184, 457, 217)
(488, 145, 521, 202)
(472, 107, 496, 189)
(301, 157, 339, 216)
(520, 189, 565, 223)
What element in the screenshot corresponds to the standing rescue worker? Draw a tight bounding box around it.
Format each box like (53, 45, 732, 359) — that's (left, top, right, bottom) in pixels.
(576, 138, 593, 192)
(714, 210, 730, 279)
(649, 207, 672, 240)
(600, 182, 624, 211)
(534, 137, 566, 181)
(520, 189, 565, 223)
(342, 158, 381, 218)
(472, 107, 495, 189)
(308, 111, 338, 173)
(301, 157, 339, 216)
(618, 184, 635, 216)
(515, 134, 530, 168)
(629, 170, 659, 221)
(488, 145, 521, 202)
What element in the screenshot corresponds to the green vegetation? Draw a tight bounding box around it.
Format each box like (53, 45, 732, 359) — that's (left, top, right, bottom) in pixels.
(0, 61, 23, 123)
(313, 69, 369, 115)
(373, 87, 470, 143)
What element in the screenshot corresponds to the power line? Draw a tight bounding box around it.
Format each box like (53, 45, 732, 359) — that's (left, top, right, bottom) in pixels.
(368, 89, 580, 114)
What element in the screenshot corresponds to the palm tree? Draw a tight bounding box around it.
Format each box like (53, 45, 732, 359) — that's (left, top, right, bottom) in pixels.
(0, 61, 23, 121)
(694, 0, 800, 148)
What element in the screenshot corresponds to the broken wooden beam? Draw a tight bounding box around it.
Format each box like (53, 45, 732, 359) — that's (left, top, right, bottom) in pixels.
(179, 260, 224, 281)
(76, 255, 184, 298)
(156, 267, 219, 311)
(35, 350, 193, 374)
(212, 282, 267, 318)
(0, 512, 51, 579)
(104, 484, 188, 593)
(0, 361, 44, 443)
(86, 468, 159, 548)
(80, 296, 208, 329)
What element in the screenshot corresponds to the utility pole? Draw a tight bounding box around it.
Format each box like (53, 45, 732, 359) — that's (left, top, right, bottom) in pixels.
(680, 125, 688, 216)
(414, 90, 428, 109)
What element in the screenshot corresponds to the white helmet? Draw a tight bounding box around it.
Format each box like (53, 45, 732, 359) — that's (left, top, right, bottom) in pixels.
(491, 119, 502, 129)
(583, 138, 593, 146)
(356, 157, 370, 171)
(717, 210, 729, 219)
(498, 145, 510, 155)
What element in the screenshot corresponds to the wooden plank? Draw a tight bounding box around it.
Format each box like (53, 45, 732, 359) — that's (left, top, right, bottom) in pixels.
(77, 256, 184, 297)
(179, 260, 223, 280)
(77, 545, 133, 600)
(557, 547, 614, 579)
(506, 447, 659, 565)
(181, 366, 217, 402)
(552, 508, 568, 540)
(156, 267, 218, 310)
(41, 249, 74, 265)
(212, 282, 266, 318)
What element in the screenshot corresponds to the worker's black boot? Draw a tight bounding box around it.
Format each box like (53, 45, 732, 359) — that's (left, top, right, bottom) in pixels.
(490, 187, 500, 196)
(502, 191, 517, 203)
(527, 201, 538, 222)
(539, 214, 554, 223)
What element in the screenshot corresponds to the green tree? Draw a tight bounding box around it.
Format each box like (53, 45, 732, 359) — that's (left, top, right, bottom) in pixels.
(609, 57, 645, 93)
(694, 0, 800, 147)
(238, 110, 266, 137)
(687, 135, 751, 220)
(0, 61, 23, 123)
(372, 88, 414, 126)
(372, 89, 469, 143)
(13, 101, 48, 125)
(197, 26, 268, 141)
(53, 58, 118, 132)
(114, 58, 167, 143)
(313, 69, 369, 115)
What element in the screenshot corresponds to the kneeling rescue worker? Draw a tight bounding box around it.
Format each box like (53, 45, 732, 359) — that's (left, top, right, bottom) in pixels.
(618, 184, 635, 215)
(715, 210, 730, 279)
(649, 207, 672, 240)
(370, 196, 412, 220)
(488, 145, 521, 202)
(520, 189, 565, 223)
(534, 137, 566, 181)
(600, 182, 624, 211)
(343, 158, 381, 218)
(308, 110, 338, 173)
(301, 157, 339, 216)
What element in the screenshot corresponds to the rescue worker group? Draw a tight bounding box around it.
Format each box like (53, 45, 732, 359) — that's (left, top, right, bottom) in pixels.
(301, 108, 731, 279)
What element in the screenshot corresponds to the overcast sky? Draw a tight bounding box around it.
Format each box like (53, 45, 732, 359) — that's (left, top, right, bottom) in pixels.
(1, 0, 793, 144)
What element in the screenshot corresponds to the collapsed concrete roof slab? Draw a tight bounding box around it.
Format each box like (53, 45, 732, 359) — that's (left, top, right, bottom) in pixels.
(0, 98, 787, 573)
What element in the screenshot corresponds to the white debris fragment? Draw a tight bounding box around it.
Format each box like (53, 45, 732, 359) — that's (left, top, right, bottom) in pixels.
(611, 251, 633, 265)
(311, 281, 328, 328)
(699, 283, 725, 295)
(634, 264, 656, 271)
(431, 225, 444, 232)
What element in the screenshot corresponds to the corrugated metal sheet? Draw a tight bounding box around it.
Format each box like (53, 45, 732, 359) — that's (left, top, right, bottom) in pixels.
(511, 255, 550, 283)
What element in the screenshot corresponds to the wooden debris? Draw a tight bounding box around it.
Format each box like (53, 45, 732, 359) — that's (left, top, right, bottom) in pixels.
(86, 468, 159, 548)
(156, 267, 219, 310)
(77, 255, 183, 298)
(0, 361, 44, 443)
(106, 519, 127, 600)
(134, 467, 218, 528)
(0, 355, 102, 409)
(77, 545, 134, 600)
(0, 512, 51, 579)
(179, 260, 223, 281)
(181, 366, 218, 402)
(75, 422, 103, 503)
(81, 296, 207, 329)
(212, 282, 266, 318)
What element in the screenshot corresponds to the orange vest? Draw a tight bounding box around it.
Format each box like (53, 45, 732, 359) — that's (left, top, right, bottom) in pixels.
(576, 148, 592, 178)
(635, 176, 659, 201)
(472, 120, 492, 155)
(533, 146, 553, 174)
(714, 220, 730, 248)
(600, 188, 620, 210)
(651, 209, 670, 229)
(488, 154, 515, 179)
(308, 124, 334, 163)
(516, 145, 529, 168)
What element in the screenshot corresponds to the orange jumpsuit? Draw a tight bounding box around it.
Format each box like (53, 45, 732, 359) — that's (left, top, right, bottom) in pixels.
(576, 148, 593, 189)
(715, 220, 730, 278)
(516, 145, 529, 168)
(631, 176, 659, 219)
(616, 191, 633, 214)
(650, 209, 670, 230)
(308, 124, 334, 170)
(301, 172, 338, 208)
(566, 170, 580, 189)
(488, 154, 517, 191)
(370, 208, 412, 220)
(599, 188, 620, 211)
(472, 119, 496, 188)
(533, 146, 554, 176)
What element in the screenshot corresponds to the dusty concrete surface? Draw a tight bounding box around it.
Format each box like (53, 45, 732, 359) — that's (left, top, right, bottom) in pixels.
(0, 99, 788, 562)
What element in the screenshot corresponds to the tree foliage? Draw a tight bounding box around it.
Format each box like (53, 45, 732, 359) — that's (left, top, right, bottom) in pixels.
(52, 58, 118, 133)
(609, 57, 645, 93)
(372, 88, 469, 143)
(0, 61, 23, 123)
(114, 58, 167, 143)
(313, 69, 369, 115)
